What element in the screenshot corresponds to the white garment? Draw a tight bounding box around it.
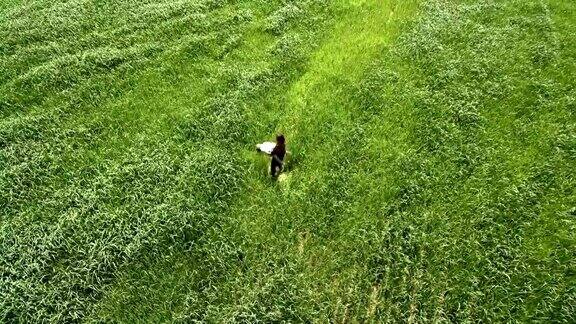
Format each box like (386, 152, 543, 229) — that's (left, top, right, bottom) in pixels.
(256, 142, 276, 154)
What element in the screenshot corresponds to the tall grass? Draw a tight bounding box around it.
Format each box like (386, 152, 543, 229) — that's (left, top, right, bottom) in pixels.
(1, 0, 575, 322)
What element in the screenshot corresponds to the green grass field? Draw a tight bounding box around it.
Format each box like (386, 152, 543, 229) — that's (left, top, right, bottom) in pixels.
(1, 0, 575, 322)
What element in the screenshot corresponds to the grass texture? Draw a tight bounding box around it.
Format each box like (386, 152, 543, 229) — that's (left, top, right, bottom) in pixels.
(1, 0, 575, 322)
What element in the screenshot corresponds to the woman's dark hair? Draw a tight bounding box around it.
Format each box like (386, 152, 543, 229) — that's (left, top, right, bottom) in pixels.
(276, 134, 285, 144)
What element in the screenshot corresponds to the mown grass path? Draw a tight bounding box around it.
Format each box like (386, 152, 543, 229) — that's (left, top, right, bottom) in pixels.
(211, 1, 420, 322)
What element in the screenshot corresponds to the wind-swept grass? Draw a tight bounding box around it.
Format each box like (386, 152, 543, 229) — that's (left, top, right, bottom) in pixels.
(1, 0, 575, 322)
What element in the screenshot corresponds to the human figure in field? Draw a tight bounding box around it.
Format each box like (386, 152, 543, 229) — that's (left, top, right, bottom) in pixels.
(270, 134, 286, 178)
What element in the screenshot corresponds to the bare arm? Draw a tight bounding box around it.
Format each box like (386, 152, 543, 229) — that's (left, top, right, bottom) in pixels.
(272, 155, 283, 165)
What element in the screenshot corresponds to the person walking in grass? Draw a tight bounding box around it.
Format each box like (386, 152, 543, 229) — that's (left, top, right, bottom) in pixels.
(270, 134, 286, 179)
(256, 134, 287, 179)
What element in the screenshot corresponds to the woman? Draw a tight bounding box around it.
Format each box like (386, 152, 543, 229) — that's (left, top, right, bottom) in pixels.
(270, 134, 286, 178)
